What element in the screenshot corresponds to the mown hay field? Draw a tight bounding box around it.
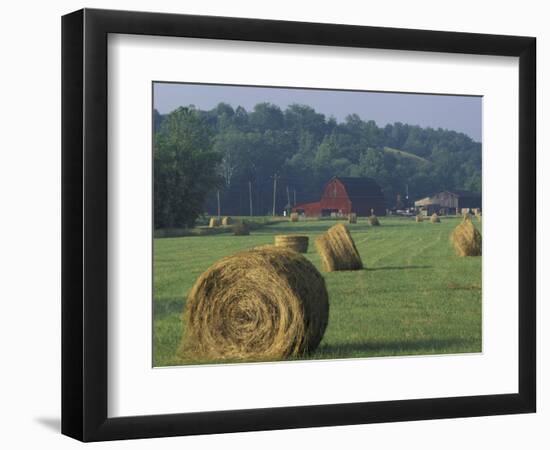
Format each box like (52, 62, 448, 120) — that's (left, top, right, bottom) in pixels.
(154, 216, 481, 366)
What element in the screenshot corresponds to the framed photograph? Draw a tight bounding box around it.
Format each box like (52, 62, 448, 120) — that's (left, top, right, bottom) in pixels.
(62, 8, 536, 441)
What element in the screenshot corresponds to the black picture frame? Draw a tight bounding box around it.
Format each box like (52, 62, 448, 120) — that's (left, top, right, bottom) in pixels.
(62, 8, 536, 442)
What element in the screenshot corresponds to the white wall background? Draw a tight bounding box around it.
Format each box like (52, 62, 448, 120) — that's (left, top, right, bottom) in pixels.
(0, 0, 546, 448)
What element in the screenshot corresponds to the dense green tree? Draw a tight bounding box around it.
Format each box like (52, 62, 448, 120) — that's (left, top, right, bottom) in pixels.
(154, 107, 222, 228)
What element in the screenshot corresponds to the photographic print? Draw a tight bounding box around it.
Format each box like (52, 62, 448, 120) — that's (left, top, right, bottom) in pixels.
(152, 82, 482, 367)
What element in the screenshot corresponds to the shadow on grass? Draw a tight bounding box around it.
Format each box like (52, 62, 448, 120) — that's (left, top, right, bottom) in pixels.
(367, 265, 433, 271)
(315, 337, 479, 358)
(154, 297, 185, 318)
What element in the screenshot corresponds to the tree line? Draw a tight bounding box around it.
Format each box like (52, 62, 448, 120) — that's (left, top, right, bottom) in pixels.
(153, 102, 481, 228)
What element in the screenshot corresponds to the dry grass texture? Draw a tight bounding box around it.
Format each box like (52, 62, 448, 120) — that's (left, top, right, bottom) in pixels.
(209, 217, 220, 228)
(315, 223, 363, 272)
(274, 235, 309, 253)
(232, 222, 250, 236)
(451, 215, 482, 257)
(222, 216, 233, 226)
(180, 246, 329, 361)
(430, 213, 441, 223)
(368, 215, 380, 226)
(290, 212, 299, 222)
(348, 212, 357, 224)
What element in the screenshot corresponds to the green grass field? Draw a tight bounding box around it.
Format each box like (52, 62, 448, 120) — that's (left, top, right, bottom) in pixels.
(153, 216, 482, 366)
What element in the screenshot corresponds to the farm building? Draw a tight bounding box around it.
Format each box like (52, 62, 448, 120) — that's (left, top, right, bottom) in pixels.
(414, 190, 481, 215)
(292, 177, 386, 217)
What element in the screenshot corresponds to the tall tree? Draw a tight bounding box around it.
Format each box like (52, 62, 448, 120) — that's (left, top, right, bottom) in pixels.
(154, 107, 222, 228)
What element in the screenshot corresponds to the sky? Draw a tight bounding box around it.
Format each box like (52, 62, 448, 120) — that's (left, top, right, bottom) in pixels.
(153, 82, 482, 142)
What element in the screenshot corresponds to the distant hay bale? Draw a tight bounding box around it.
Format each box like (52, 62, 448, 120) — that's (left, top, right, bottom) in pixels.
(430, 213, 441, 223)
(368, 215, 380, 226)
(451, 215, 482, 257)
(209, 217, 220, 228)
(180, 246, 329, 361)
(348, 212, 357, 224)
(232, 222, 250, 236)
(416, 214, 424, 223)
(290, 212, 299, 222)
(274, 235, 309, 253)
(315, 223, 363, 272)
(221, 216, 233, 226)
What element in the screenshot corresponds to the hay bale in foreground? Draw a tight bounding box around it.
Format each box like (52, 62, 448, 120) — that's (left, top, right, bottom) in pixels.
(209, 217, 220, 228)
(416, 214, 424, 223)
(348, 212, 357, 224)
(274, 235, 309, 253)
(180, 246, 329, 361)
(430, 213, 441, 223)
(451, 215, 482, 257)
(222, 216, 233, 226)
(368, 215, 380, 226)
(315, 223, 363, 272)
(290, 212, 299, 222)
(233, 222, 250, 236)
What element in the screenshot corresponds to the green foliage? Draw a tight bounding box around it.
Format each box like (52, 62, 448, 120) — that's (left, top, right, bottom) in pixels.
(154, 102, 482, 221)
(154, 107, 222, 228)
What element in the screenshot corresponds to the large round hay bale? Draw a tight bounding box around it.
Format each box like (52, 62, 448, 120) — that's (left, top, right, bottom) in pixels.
(451, 216, 482, 256)
(348, 212, 357, 224)
(290, 212, 299, 222)
(430, 213, 441, 223)
(233, 222, 250, 236)
(416, 214, 424, 223)
(368, 215, 380, 226)
(222, 216, 233, 226)
(209, 217, 220, 228)
(274, 235, 309, 253)
(180, 246, 329, 361)
(315, 223, 363, 272)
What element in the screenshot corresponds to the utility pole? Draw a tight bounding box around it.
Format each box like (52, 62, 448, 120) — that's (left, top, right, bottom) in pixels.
(271, 173, 279, 216)
(293, 189, 296, 206)
(248, 181, 253, 217)
(286, 185, 291, 214)
(217, 190, 221, 218)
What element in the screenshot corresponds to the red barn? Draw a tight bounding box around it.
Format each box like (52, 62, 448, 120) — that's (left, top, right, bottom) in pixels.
(293, 177, 386, 217)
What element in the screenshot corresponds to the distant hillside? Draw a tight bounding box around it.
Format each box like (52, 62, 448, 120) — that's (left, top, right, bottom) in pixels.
(154, 103, 481, 226)
(383, 147, 431, 165)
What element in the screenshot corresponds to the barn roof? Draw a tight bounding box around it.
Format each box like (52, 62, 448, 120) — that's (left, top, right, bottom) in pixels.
(333, 177, 383, 198)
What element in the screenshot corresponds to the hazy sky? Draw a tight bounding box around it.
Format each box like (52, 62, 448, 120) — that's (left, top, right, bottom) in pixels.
(153, 82, 482, 142)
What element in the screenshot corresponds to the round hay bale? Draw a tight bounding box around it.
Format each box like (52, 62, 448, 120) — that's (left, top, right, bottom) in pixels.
(416, 214, 424, 223)
(368, 215, 380, 226)
(430, 213, 441, 223)
(222, 216, 233, 226)
(450, 216, 482, 256)
(315, 223, 363, 272)
(274, 235, 309, 253)
(209, 217, 220, 228)
(290, 212, 299, 222)
(233, 222, 250, 236)
(348, 212, 357, 224)
(180, 246, 329, 361)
